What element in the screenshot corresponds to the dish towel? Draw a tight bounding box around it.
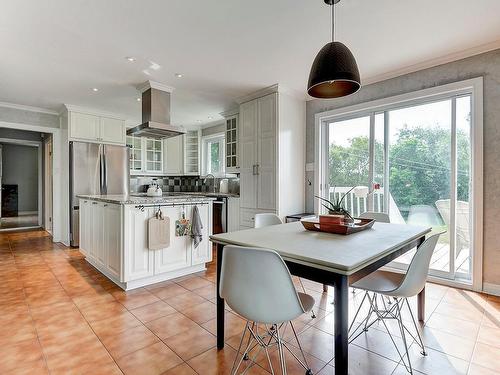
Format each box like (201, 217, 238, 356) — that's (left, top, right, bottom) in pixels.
(191, 205, 203, 248)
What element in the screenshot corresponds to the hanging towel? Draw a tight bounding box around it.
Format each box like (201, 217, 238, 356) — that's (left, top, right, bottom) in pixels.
(191, 205, 203, 248)
(148, 210, 170, 250)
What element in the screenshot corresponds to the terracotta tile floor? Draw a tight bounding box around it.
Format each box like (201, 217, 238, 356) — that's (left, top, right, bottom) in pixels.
(1, 229, 500, 374)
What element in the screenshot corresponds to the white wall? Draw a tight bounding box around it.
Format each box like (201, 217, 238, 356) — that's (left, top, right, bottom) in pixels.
(1, 143, 39, 212)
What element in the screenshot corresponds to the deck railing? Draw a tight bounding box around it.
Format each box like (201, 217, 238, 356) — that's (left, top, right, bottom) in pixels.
(328, 186, 405, 223)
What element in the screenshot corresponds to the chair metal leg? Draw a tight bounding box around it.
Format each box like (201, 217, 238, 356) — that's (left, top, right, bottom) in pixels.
(231, 321, 251, 375)
(405, 298, 427, 356)
(395, 299, 413, 374)
(287, 322, 313, 374)
(276, 325, 287, 375)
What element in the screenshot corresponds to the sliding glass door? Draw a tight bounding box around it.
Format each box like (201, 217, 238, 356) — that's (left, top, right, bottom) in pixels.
(324, 94, 473, 281)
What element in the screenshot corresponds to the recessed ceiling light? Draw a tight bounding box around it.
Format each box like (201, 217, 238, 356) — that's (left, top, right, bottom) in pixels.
(136, 97, 141, 102)
(126, 56, 136, 62)
(175, 73, 183, 78)
(92, 88, 99, 92)
(208, 116, 213, 119)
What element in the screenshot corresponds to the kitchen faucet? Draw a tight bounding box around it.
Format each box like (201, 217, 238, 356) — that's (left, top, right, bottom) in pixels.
(203, 174, 216, 193)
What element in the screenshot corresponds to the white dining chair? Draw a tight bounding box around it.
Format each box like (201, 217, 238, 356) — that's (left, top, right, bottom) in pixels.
(354, 211, 391, 297)
(359, 211, 390, 223)
(254, 213, 282, 228)
(254, 213, 318, 319)
(348, 233, 441, 374)
(220, 246, 314, 375)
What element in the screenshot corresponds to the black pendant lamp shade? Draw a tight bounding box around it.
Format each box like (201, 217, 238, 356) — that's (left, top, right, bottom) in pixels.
(307, 41, 360, 98)
(307, 0, 361, 99)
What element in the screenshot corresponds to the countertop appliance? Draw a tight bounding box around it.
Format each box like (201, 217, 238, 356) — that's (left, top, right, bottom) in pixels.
(69, 141, 130, 247)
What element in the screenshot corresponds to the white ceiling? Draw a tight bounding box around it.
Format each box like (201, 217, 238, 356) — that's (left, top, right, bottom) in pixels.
(1, 0, 500, 127)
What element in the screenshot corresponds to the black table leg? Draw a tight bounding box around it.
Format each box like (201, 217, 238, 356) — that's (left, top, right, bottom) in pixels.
(334, 275, 349, 375)
(418, 287, 425, 322)
(416, 236, 426, 322)
(216, 243, 225, 349)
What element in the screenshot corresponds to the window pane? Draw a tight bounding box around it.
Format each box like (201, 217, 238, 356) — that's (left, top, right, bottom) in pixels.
(388, 99, 452, 273)
(328, 116, 370, 216)
(210, 141, 221, 173)
(455, 95, 472, 276)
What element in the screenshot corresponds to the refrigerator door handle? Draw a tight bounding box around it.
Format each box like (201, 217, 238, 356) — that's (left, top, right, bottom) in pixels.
(101, 146, 108, 194)
(99, 147, 104, 194)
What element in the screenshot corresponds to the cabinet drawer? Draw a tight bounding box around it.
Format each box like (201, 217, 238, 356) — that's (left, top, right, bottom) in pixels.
(240, 208, 276, 228)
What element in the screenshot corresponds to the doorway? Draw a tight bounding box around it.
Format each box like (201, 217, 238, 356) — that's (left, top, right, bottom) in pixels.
(0, 129, 48, 231)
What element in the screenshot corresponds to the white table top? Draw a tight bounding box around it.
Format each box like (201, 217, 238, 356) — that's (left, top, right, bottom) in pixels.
(210, 222, 431, 275)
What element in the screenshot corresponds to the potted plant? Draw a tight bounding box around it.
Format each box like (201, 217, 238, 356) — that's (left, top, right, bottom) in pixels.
(315, 187, 355, 225)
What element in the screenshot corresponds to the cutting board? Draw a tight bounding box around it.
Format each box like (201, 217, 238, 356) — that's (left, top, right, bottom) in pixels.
(148, 215, 170, 250)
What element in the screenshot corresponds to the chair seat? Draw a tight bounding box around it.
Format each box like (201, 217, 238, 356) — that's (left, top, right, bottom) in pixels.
(351, 271, 404, 295)
(298, 292, 315, 313)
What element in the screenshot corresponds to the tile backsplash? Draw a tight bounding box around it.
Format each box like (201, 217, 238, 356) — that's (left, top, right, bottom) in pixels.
(130, 176, 240, 195)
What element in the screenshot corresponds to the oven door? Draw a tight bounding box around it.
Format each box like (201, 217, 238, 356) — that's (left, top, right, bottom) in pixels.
(212, 198, 227, 234)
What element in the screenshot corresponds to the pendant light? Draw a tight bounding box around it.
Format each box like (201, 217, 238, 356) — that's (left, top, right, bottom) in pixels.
(307, 0, 361, 98)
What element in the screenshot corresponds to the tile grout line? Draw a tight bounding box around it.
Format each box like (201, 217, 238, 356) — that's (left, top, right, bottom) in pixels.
(9, 232, 52, 375)
(36, 235, 126, 375)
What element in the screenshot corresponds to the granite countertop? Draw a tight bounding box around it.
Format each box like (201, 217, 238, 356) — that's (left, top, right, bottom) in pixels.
(132, 192, 240, 198)
(77, 194, 216, 205)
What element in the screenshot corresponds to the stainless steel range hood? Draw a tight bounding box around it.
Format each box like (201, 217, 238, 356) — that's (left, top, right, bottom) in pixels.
(127, 81, 185, 139)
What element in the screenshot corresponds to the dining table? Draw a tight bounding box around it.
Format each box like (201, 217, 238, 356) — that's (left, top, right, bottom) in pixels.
(210, 221, 431, 375)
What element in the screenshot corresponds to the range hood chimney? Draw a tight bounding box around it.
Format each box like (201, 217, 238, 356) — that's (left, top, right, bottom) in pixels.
(127, 81, 185, 139)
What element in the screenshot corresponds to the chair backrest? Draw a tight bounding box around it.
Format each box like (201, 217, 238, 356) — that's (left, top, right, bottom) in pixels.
(254, 213, 282, 228)
(359, 211, 390, 223)
(220, 246, 306, 324)
(391, 233, 441, 298)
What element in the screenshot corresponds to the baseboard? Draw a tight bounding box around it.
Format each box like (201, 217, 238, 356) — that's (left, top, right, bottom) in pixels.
(483, 282, 500, 297)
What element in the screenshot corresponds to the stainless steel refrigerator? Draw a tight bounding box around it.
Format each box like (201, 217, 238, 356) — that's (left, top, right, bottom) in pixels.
(69, 141, 129, 247)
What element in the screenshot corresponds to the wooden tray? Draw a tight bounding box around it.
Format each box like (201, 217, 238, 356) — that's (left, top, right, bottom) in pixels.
(301, 217, 375, 235)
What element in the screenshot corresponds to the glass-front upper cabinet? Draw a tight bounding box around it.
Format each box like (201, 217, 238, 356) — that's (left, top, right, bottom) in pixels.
(145, 138, 163, 172)
(126, 136, 163, 174)
(126, 136, 143, 172)
(225, 114, 239, 173)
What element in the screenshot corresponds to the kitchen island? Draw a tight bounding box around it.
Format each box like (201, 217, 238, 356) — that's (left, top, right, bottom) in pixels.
(77, 194, 214, 290)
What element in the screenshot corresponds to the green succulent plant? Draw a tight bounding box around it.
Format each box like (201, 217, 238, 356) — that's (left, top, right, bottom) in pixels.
(315, 186, 355, 220)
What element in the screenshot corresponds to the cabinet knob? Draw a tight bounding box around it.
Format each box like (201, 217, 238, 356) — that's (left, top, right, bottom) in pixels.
(92, 202, 98, 205)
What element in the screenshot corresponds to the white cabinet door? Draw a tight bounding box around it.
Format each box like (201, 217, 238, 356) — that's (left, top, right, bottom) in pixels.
(70, 112, 100, 141)
(239, 100, 258, 209)
(164, 135, 183, 174)
(227, 197, 241, 233)
(154, 206, 191, 273)
(124, 207, 155, 281)
(100, 117, 125, 145)
(191, 204, 212, 265)
(257, 94, 277, 210)
(92, 202, 106, 267)
(104, 204, 121, 279)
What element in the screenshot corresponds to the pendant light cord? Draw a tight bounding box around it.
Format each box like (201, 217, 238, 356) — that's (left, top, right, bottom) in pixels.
(331, 1, 335, 42)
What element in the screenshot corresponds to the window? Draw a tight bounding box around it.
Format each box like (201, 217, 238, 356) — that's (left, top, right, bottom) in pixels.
(201, 134, 225, 176)
(315, 78, 483, 288)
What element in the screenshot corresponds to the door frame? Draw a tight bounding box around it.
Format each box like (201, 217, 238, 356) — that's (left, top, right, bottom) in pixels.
(44, 135, 53, 234)
(0, 121, 63, 242)
(314, 77, 483, 292)
(0, 137, 42, 229)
